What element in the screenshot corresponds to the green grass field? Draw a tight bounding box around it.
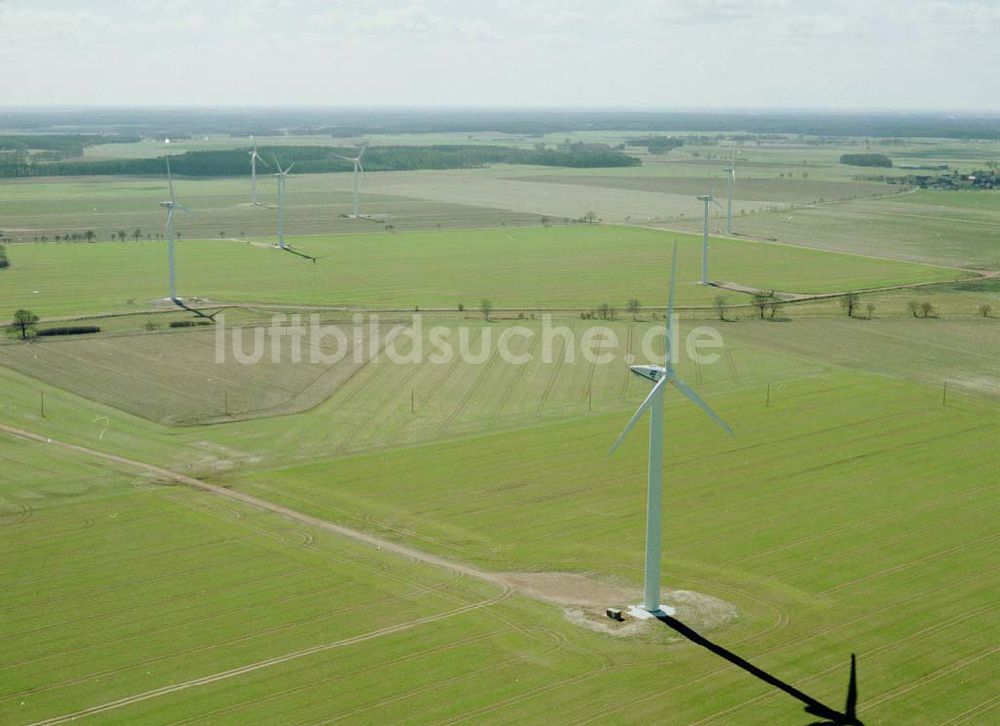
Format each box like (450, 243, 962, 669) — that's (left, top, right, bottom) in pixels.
(3, 362, 995, 723)
(670, 190, 1000, 269)
(1, 133, 998, 724)
(0, 226, 958, 318)
(0, 173, 545, 242)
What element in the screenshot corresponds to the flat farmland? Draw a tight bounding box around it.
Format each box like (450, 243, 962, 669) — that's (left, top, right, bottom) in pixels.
(0, 324, 374, 425)
(670, 189, 1000, 269)
(4, 365, 995, 723)
(1, 130, 997, 725)
(228, 371, 1000, 724)
(0, 173, 544, 242)
(0, 435, 591, 725)
(514, 173, 890, 206)
(0, 226, 957, 318)
(0, 317, 822, 441)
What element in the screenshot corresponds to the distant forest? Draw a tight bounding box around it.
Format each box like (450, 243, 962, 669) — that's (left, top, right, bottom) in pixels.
(840, 153, 894, 167)
(3, 108, 999, 140)
(0, 144, 639, 178)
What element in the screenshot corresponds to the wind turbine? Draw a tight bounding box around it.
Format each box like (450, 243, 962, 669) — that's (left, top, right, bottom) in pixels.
(610, 243, 733, 618)
(272, 154, 294, 250)
(268, 155, 318, 262)
(697, 194, 723, 285)
(332, 145, 366, 218)
(723, 145, 737, 235)
(159, 159, 189, 302)
(249, 138, 268, 206)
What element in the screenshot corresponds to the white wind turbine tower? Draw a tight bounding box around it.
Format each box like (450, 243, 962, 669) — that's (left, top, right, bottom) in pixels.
(248, 138, 268, 206)
(697, 194, 723, 284)
(723, 145, 737, 234)
(272, 155, 294, 250)
(610, 243, 733, 618)
(332, 146, 367, 218)
(159, 159, 190, 302)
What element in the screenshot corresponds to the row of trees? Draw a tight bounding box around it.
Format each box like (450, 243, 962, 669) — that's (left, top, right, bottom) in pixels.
(26, 229, 188, 243)
(0, 245, 9, 269)
(12, 144, 639, 179)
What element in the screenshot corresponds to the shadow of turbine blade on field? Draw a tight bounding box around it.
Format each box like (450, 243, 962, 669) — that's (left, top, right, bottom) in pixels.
(654, 614, 863, 725)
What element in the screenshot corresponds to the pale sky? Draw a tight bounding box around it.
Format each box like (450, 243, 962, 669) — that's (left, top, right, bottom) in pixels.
(1, 0, 998, 110)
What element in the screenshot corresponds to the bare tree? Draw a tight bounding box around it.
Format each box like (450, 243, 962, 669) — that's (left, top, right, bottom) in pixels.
(627, 298, 641, 319)
(841, 292, 860, 318)
(480, 298, 493, 321)
(132, 228, 142, 243)
(865, 303, 875, 319)
(8, 309, 39, 340)
(582, 211, 598, 224)
(751, 292, 772, 320)
(920, 301, 936, 318)
(714, 294, 728, 321)
(979, 304, 992, 318)
(907, 301, 920, 318)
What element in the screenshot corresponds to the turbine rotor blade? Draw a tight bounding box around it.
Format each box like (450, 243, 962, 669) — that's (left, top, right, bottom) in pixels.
(668, 376, 734, 436)
(357, 145, 367, 160)
(166, 159, 176, 203)
(285, 162, 294, 174)
(609, 374, 670, 454)
(272, 153, 284, 174)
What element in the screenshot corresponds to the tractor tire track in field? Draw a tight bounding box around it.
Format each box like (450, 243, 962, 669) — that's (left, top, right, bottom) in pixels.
(167, 632, 502, 726)
(938, 693, 1000, 725)
(489, 331, 541, 427)
(8, 582, 456, 707)
(0, 492, 32, 526)
(580, 346, 598, 405)
(618, 324, 634, 403)
(771, 504, 991, 582)
(862, 644, 999, 712)
(418, 349, 463, 410)
(337, 360, 422, 454)
(0, 424, 513, 591)
(687, 602, 995, 725)
(722, 480, 997, 568)
(2, 572, 349, 675)
(28, 593, 511, 726)
(439, 348, 501, 434)
(725, 349, 740, 383)
(535, 337, 568, 417)
(437, 669, 610, 725)
(579, 566, 998, 724)
(316, 626, 572, 725)
(817, 531, 1000, 596)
